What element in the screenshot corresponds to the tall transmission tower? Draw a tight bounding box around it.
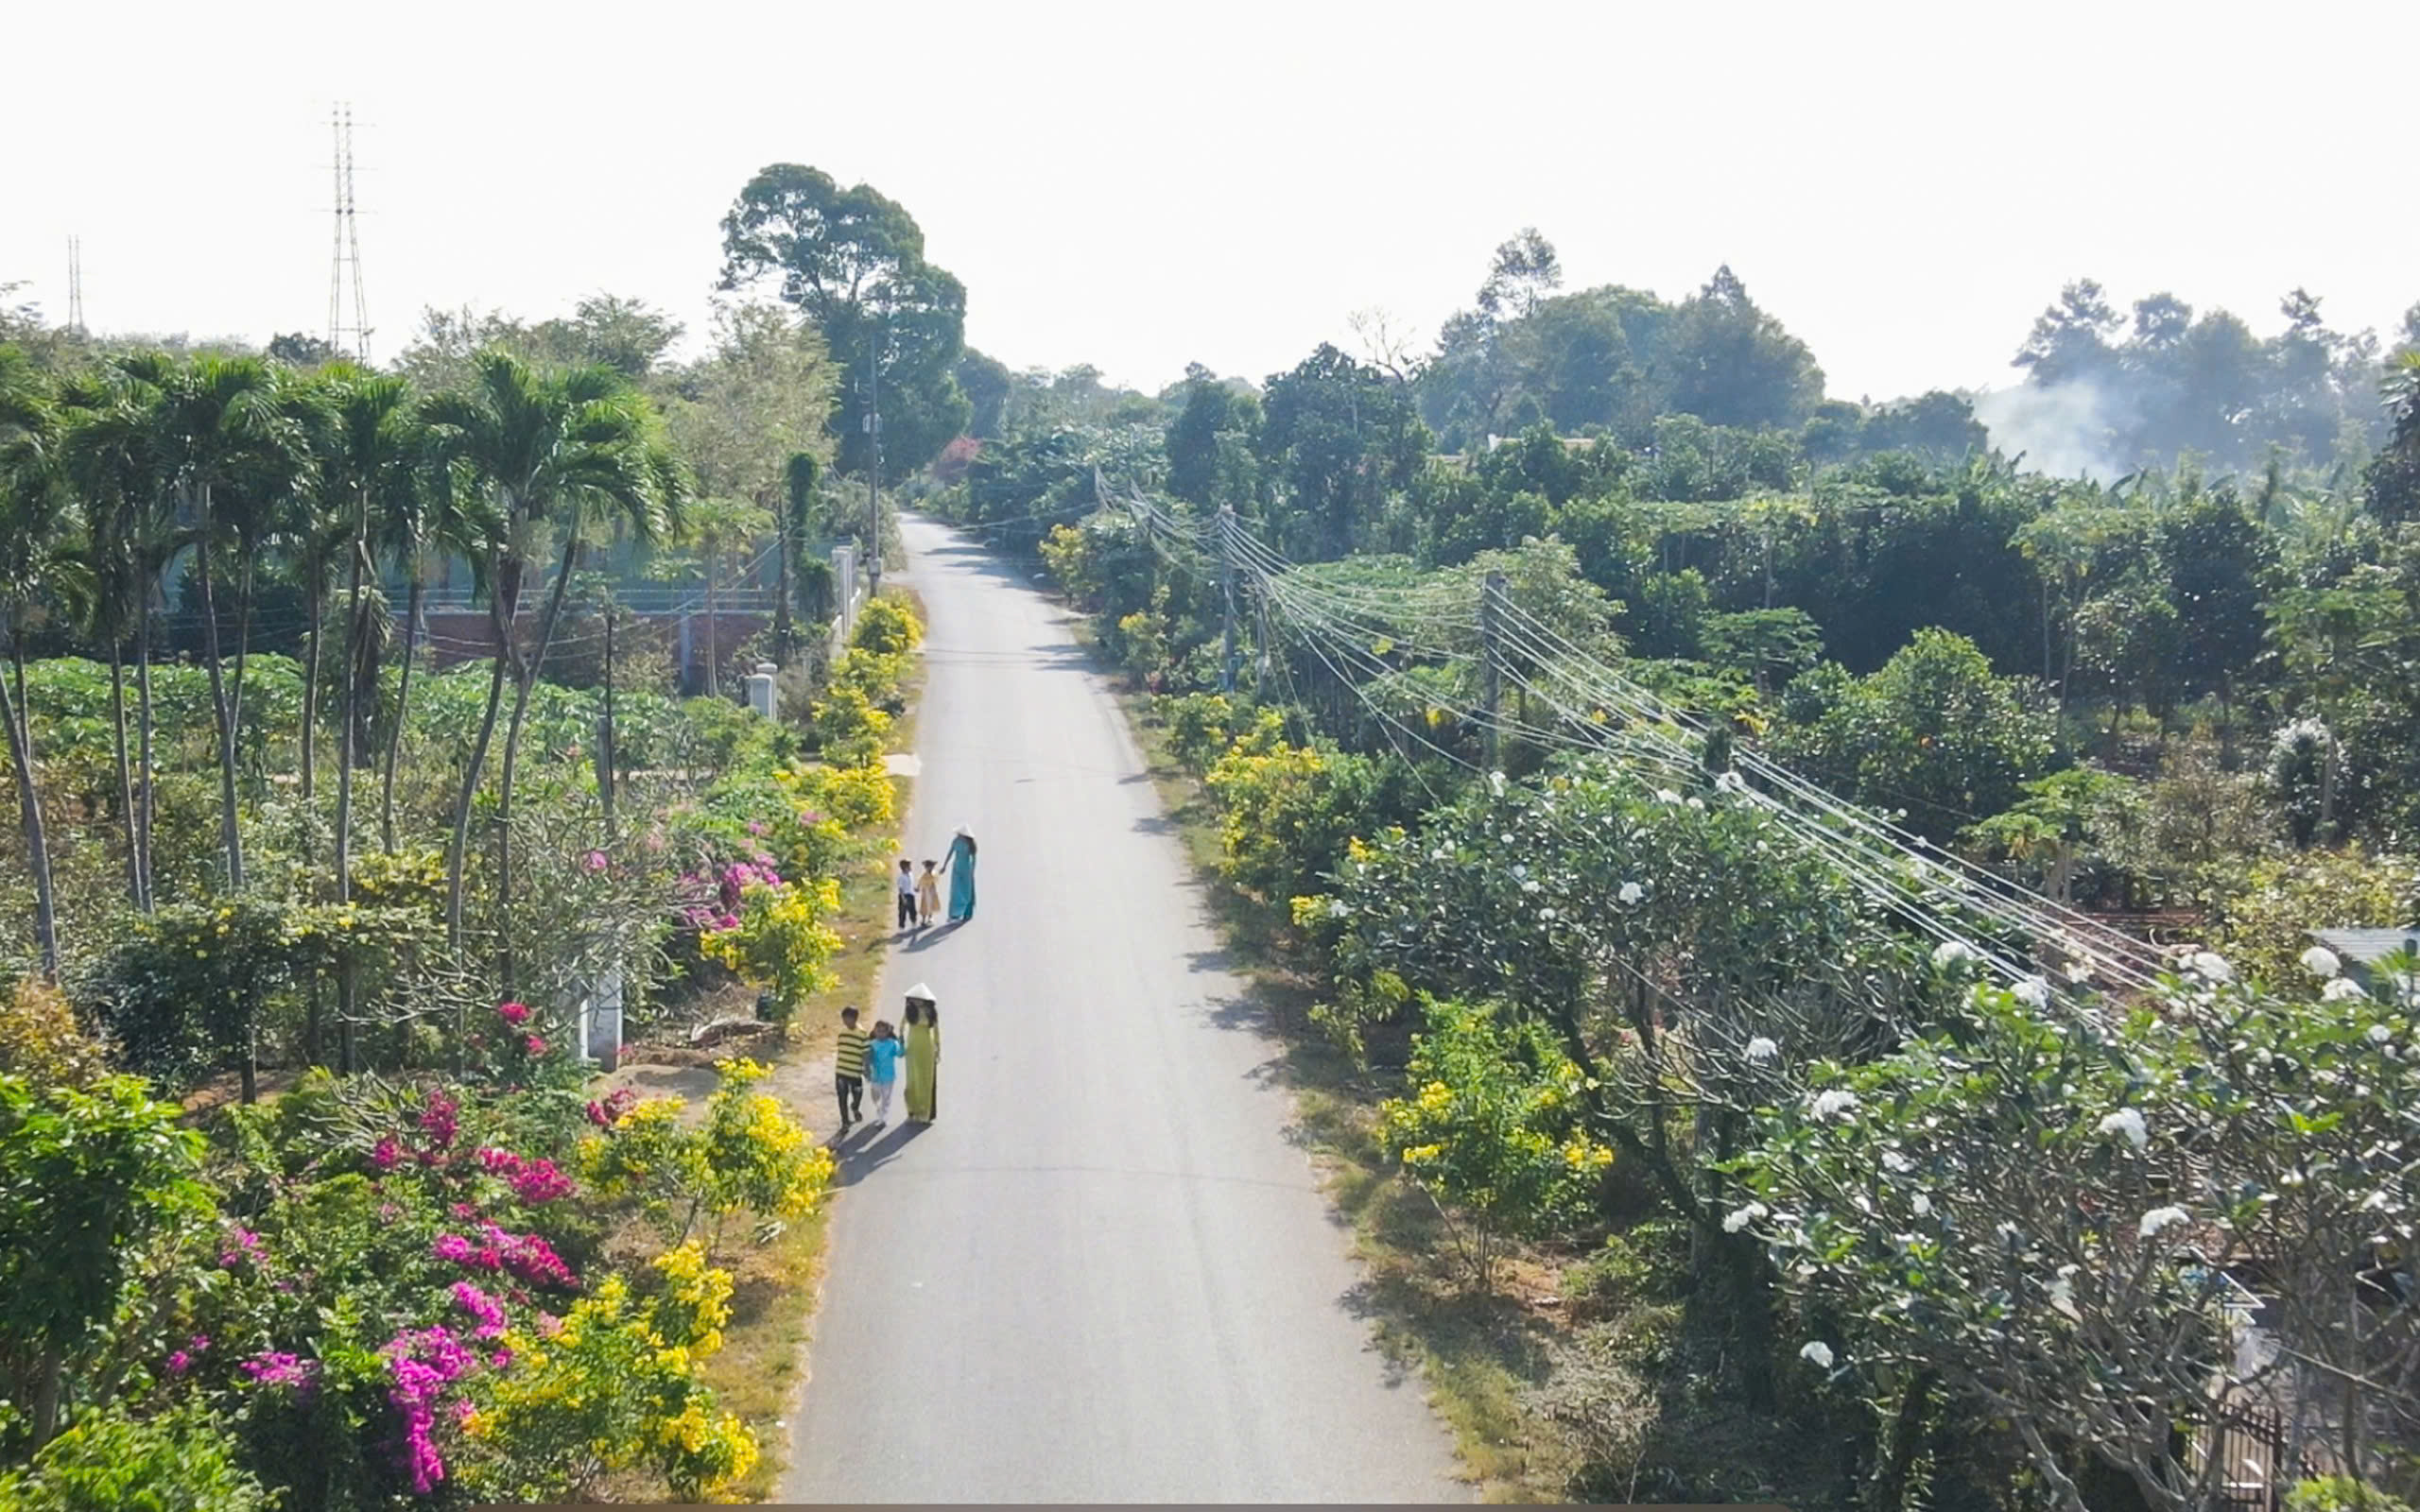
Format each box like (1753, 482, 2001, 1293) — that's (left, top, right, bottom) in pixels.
(65, 236, 84, 335)
(327, 104, 372, 362)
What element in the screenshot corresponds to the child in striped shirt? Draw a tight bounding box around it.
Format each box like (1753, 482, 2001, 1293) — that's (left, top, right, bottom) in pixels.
(835, 1006, 870, 1132)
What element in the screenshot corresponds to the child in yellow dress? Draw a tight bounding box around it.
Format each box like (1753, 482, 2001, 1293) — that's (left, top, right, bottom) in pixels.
(915, 859, 942, 927)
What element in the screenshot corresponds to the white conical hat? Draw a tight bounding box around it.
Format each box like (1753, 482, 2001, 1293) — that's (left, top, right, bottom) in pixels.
(904, 983, 936, 1002)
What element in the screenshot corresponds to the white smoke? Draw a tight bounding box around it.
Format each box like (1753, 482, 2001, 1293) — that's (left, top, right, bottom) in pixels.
(1972, 377, 2135, 483)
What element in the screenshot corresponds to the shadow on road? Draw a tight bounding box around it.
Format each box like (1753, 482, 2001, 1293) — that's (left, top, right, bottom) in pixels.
(833, 1117, 932, 1186)
(902, 919, 968, 953)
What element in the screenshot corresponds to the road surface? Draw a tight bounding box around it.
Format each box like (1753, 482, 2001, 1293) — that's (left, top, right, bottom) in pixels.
(779, 516, 1464, 1503)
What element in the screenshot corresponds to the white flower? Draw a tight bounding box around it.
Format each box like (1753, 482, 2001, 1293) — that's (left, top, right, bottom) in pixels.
(2301, 945, 2342, 979)
(2097, 1108, 2149, 1151)
(1723, 1201, 1768, 1233)
(1810, 1089, 1861, 1122)
(1327, 898, 1349, 919)
(2014, 975, 2051, 1010)
(1488, 770, 1508, 797)
(1655, 788, 1682, 806)
(2190, 951, 2233, 984)
(2138, 1205, 2189, 1239)
(2367, 1023, 2393, 1044)
(1745, 1036, 1780, 1063)
(1617, 881, 1644, 906)
(1881, 1150, 1912, 1174)
(1686, 797, 1705, 811)
(2047, 1264, 2083, 1321)
(2066, 957, 2096, 985)
(1911, 1193, 1933, 1217)
(1931, 939, 1978, 971)
(1799, 1341, 1835, 1369)
(1716, 770, 1748, 795)
(2324, 977, 2368, 1003)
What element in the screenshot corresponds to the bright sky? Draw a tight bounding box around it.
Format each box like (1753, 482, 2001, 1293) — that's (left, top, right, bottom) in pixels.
(7, 0, 2415, 404)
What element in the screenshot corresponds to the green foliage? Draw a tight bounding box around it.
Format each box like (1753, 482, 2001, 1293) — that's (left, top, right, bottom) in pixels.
(1772, 628, 2058, 840)
(0, 1403, 273, 1511)
(0, 1074, 210, 1438)
(1377, 998, 1613, 1284)
(1159, 692, 1252, 777)
(2287, 1476, 2418, 1512)
(1733, 978, 2420, 1512)
(2214, 845, 2417, 989)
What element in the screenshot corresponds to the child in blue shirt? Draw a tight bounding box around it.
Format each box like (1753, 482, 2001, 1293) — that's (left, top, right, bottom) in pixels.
(866, 1020, 904, 1125)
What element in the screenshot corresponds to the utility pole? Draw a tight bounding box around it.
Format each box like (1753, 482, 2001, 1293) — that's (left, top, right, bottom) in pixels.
(1218, 506, 1239, 694)
(598, 587, 617, 836)
(1480, 570, 1507, 773)
(863, 328, 882, 597)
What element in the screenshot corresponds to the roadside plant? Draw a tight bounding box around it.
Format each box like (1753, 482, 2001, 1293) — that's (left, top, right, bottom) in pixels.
(1377, 997, 1613, 1287)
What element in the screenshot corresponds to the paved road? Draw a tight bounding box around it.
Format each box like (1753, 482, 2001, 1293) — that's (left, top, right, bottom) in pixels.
(780, 517, 1464, 1503)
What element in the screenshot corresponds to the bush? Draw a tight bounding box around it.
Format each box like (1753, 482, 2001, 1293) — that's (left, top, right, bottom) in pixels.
(1202, 713, 1405, 908)
(698, 878, 844, 1022)
(1160, 692, 1250, 777)
(0, 1403, 274, 1511)
(2215, 845, 2417, 990)
(0, 979, 112, 1089)
(849, 594, 922, 658)
(462, 1242, 756, 1502)
(2286, 1477, 2417, 1512)
(1377, 998, 1614, 1286)
(579, 1058, 835, 1253)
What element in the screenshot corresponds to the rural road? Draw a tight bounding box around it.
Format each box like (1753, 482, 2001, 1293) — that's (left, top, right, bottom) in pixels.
(778, 516, 1465, 1503)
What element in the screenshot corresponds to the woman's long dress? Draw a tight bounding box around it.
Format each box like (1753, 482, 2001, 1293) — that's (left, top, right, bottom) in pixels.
(945, 835, 977, 921)
(904, 1022, 940, 1122)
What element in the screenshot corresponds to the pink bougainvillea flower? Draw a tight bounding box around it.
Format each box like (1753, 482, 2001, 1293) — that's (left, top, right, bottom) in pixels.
(524, 1034, 546, 1057)
(451, 1280, 509, 1338)
(508, 1158, 574, 1205)
(416, 1091, 460, 1150)
(370, 1135, 401, 1173)
(496, 1001, 530, 1026)
(165, 1350, 191, 1375)
(241, 1350, 321, 1399)
(584, 849, 609, 870)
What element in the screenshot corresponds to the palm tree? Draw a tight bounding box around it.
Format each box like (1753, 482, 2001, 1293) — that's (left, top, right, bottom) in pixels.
(423, 351, 682, 985)
(59, 366, 172, 911)
(115, 353, 304, 891)
(0, 351, 85, 974)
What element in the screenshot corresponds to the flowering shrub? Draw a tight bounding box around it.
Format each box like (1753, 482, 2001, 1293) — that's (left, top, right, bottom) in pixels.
(805, 663, 892, 767)
(779, 759, 896, 833)
(698, 878, 844, 1022)
(579, 1059, 835, 1251)
(1377, 998, 1613, 1285)
(1202, 713, 1406, 906)
(460, 1243, 755, 1502)
(1731, 978, 2420, 1512)
(849, 594, 923, 658)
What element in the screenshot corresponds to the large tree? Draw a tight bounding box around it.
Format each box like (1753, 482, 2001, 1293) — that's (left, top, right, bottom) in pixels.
(1258, 345, 1428, 560)
(1655, 265, 1825, 430)
(0, 352, 78, 974)
(717, 164, 970, 482)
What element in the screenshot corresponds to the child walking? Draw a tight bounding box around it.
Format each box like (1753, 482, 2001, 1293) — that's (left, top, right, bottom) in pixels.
(834, 1006, 870, 1133)
(916, 859, 942, 927)
(866, 1020, 902, 1124)
(895, 858, 918, 931)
